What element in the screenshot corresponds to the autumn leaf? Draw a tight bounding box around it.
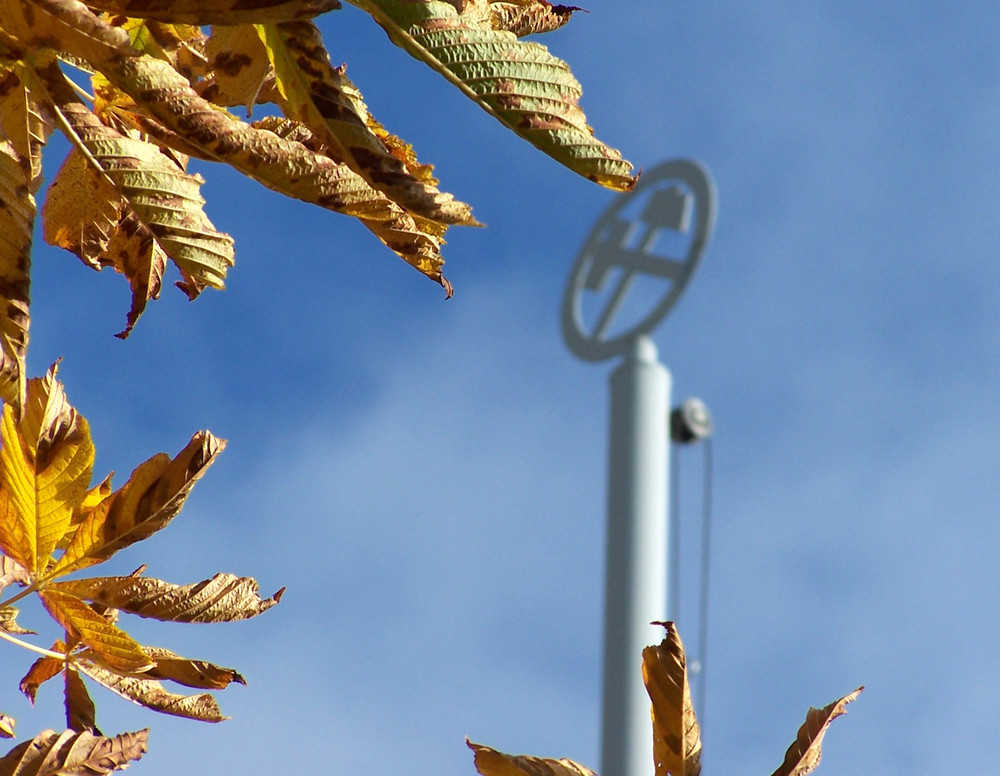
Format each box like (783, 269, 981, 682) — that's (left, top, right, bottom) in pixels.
(489, 1, 580, 37)
(52, 572, 283, 623)
(144, 646, 246, 690)
(38, 589, 153, 674)
(19, 652, 65, 703)
(0, 137, 33, 411)
(0, 728, 147, 776)
(199, 24, 279, 111)
(259, 20, 478, 224)
(31, 58, 236, 310)
(52, 431, 225, 577)
(347, 0, 635, 189)
(0, 554, 31, 591)
(0, 715, 13, 740)
(64, 669, 99, 734)
(468, 740, 599, 776)
(77, 658, 228, 722)
(0, 366, 94, 575)
(0, 66, 50, 187)
(770, 688, 863, 776)
(0, 605, 34, 635)
(642, 622, 701, 776)
(82, 0, 341, 25)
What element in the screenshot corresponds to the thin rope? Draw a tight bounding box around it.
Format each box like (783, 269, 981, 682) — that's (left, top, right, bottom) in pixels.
(669, 445, 681, 621)
(695, 438, 714, 726)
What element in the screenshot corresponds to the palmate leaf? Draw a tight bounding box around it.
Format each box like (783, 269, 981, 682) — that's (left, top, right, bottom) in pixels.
(10, 0, 454, 290)
(0, 366, 94, 576)
(770, 688, 863, 776)
(468, 741, 599, 776)
(51, 431, 224, 577)
(259, 20, 478, 225)
(50, 572, 284, 623)
(30, 59, 236, 308)
(0, 728, 147, 775)
(642, 622, 701, 776)
(0, 138, 33, 411)
(347, 0, 636, 190)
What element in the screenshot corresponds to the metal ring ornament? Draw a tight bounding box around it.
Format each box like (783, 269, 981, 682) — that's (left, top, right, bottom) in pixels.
(561, 159, 716, 362)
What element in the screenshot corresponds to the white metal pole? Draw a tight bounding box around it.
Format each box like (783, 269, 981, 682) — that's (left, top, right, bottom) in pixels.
(600, 334, 670, 776)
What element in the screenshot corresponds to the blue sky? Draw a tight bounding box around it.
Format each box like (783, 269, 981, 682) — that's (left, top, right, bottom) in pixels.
(4, 2, 1000, 774)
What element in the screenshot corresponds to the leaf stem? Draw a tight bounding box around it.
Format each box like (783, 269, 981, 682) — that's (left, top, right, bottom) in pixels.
(0, 628, 66, 660)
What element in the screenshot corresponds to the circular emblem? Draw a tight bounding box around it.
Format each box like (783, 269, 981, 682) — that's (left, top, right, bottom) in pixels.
(561, 159, 716, 361)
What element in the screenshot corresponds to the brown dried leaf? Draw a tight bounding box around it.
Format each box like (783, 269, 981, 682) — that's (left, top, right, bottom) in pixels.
(51, 572, 283, 623)
(0, 139, 33, 413)
(0, 605, 34, 635)
(38, 590, 153, 674)
(64, 670, 99, 734)
(642, 622, 701, 776)
(468, 740, 599, 776)
(489, 1, 580, 36)
(770, 688, 863, 776)
(0, 715, 13, 740)
(143, 646, 245, 689)
(82, 0, 341, 24)
(77, 658, 227, 722)
(0, 728, 147, 775)
(0, 554, 31, 591)
(20, 653, 65, 703)
(262, 21, 478, 224)
(52, 431, 225, 576)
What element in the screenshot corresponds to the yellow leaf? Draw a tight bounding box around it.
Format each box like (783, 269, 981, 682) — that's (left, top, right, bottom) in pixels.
(52, 431, 225, 576)
(0, 367, 94, 576)
(0, 714, 13, 739)
(260, 20, 478, 224)
(0, 728, 147, 775)
(468, 740, 600, 776)
(642, 622, 701, 776)
(77, 657, 228, 722)
(0, 66, 50, 187)
(38, 589, 153, 674)
(200, 24, 279, 111)
(51, 572, 283, 623)
(770, 688, 863, 776)
(0, 138, 33, 412)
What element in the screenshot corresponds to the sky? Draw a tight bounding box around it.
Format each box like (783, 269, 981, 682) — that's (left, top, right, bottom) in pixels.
(4, 1, 1000, 774)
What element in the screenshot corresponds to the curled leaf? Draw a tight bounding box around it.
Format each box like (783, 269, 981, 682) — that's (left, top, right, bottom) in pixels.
(0, 138, 33, 413)
(468, 740, 599, 776)
(770, 688, 863, 776)
(81, 0, 342, 24)
(77, 658, 227, 722)
(51, 572, 283, 623)
(0, 605, 34, 635)
(20, 652, 65, 703)
(0, 715, 12, 740)
(144, 646, 246, 689)
(642, 622, 701, 776)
